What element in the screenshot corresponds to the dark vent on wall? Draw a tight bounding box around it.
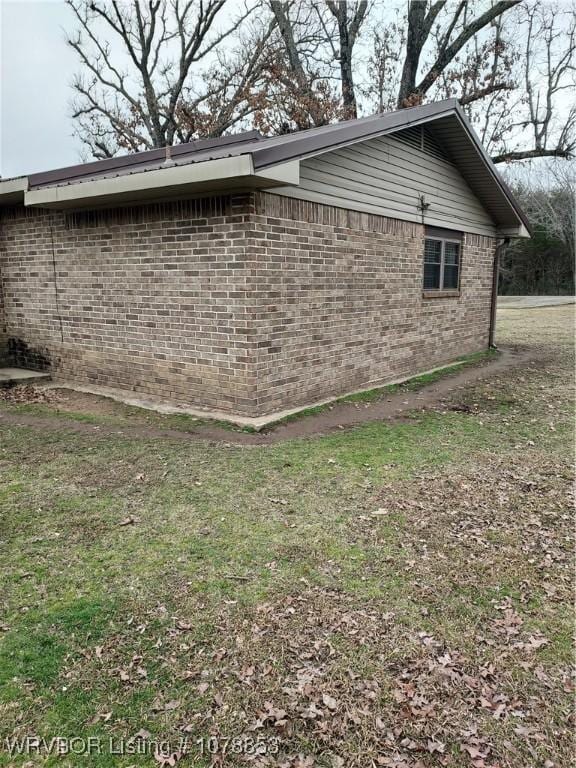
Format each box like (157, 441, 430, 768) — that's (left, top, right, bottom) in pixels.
(0, 206, 50, 221)
(393, 126, 451, 162)
(64, 195, 235, 229)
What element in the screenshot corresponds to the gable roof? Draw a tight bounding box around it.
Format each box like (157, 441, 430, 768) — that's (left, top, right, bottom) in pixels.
(0, 99, 529, 236)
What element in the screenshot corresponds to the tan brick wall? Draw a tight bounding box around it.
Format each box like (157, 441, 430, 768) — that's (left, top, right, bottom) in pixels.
(250, 192, 496, 415)
(0, 191, 496, 417)
(0, 264, 7, 364)
(0, 196, 259, 412)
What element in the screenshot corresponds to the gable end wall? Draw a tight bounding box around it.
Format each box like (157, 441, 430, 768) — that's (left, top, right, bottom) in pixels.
(273, 126, 498, 238)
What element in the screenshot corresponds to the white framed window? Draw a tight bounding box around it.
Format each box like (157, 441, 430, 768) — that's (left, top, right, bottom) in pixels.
(423, 228, 462, 291)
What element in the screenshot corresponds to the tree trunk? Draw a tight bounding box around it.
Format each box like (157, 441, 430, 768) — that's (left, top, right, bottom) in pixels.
(397, 1, 428, 107)
(336, 11, 357, 118)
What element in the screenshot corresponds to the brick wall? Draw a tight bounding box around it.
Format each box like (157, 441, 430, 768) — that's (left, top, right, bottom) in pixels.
(0, 196, 259, 412)
(0, 191, 496, 417)
(0, 265, 7, 364)
(250, 192, 496, 415)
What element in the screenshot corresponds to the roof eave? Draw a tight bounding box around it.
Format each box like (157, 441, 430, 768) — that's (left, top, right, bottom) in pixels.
(23, 156, 299, 210)
(0, 176, 28, 206)
(27, 130, 264, 190)
(497, 224, 531, 238)
(450, 102, 532, 236)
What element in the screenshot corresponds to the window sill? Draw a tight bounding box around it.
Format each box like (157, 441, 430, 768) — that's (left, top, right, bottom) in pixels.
(422, 290, 461, 299)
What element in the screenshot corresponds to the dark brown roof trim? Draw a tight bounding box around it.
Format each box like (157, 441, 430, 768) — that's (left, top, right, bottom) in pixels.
(29, 130, 262, 190)
(18, 98, 528, 233)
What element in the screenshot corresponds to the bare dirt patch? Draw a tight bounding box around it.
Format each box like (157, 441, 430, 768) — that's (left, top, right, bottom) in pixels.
(0, 347, 533, 445)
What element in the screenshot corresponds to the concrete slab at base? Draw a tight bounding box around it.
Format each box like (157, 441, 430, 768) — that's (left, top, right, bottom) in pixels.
(47, 358, 468, 430)
(0, 368, 52, 384)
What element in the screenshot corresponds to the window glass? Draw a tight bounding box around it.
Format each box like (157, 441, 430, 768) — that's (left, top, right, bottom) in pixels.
(424, 238, 442, 263)
(443, 241, 460, 289)
(423, 236, 460, 291)
(444, 241, 460, 265)
(423, 239, 441, 289)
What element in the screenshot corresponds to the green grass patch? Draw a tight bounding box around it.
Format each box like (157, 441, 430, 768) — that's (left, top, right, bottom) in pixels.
(0, 598, 114, 688)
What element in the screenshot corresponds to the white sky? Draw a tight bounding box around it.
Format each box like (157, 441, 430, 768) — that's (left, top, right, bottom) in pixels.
(0, 0, 80, 177)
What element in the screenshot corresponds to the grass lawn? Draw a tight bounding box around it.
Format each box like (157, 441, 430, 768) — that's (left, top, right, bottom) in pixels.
(0, 306, 573, 767)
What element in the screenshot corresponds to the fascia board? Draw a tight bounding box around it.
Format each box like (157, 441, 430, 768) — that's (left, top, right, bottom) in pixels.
(25, 155, 255, 208)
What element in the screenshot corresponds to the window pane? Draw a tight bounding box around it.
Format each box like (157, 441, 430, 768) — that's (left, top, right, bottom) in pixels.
(443, 264, 459, 289)
(424, 263, 441, 289)
(424, 238, 441, 264)
(444, 241, 460, 266)
(443, 242, 460, 289)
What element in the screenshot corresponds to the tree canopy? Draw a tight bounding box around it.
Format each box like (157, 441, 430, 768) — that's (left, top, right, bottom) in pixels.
(66, 0, 575, 164)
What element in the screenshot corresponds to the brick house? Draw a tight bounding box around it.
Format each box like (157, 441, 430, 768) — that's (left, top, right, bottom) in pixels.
(0, 100, 529, 423)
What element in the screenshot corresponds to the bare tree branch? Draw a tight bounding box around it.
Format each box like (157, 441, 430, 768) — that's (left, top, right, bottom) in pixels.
(397, 0, 520, 106)
(459, 82, 514, 106)
(492, 148, 574, 163)
(415, 0, 521, 98)
(268, 0, 331, 127)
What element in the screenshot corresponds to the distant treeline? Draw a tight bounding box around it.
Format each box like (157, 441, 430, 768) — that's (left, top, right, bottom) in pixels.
(500, 183, 575, 296)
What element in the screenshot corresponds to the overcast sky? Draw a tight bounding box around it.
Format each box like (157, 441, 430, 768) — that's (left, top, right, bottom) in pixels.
(1, 0, 80, 177)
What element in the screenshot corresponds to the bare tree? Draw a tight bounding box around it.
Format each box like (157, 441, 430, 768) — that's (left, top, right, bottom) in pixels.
(382, 0, 575, 164)
(365, 4, 406, 114)
(174, 13, 278, 138)
(67, 0, 254, 156)
(396, 0, 445, 108)
(66, 0, 576, 169)
(519, 161, 575, 260)
(268, 1, 340, 128)
(500, 160, 575, 293)
(431, 10, 521, 153)
(434, 13, 517, 108)
(490, 1, 576, 163)
(266, 0, 370, 126)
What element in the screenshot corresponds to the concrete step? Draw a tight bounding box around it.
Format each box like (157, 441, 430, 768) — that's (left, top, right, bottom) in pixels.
(0, 368, 52, 385)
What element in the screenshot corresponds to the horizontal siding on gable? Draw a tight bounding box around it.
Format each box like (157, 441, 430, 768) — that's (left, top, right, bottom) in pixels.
(273, 129, 497, 237)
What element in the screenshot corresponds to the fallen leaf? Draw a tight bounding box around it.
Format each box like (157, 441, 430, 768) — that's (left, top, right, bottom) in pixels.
(427, 740, 445, 754)
(322, 693, 338, 710)
(176, 620, 192, 631)
(119, 516, 139, 526)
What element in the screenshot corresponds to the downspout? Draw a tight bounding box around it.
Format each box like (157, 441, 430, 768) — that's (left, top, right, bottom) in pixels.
(489, 237, 510, 348)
